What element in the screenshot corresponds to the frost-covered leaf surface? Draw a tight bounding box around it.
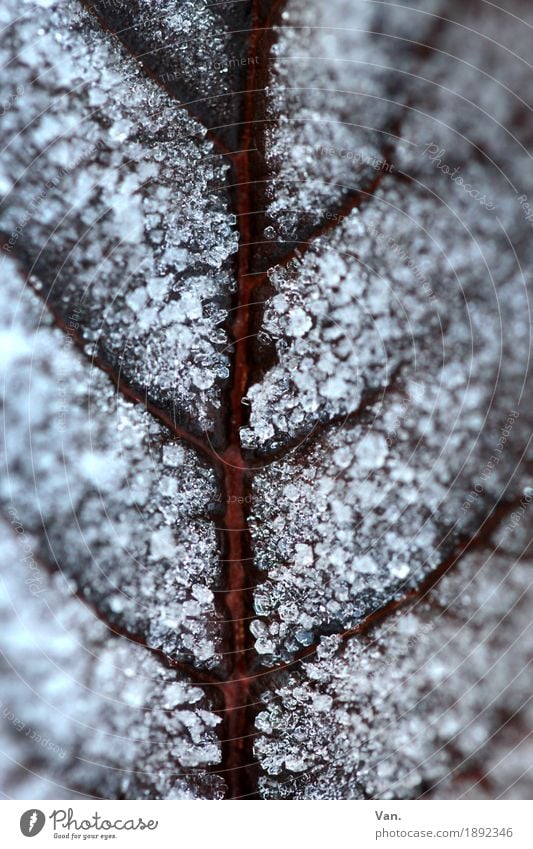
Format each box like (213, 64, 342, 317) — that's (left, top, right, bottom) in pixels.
(0, 0, 238, 438)
(0, 259, 223, 668)
(0, 534, 224, 800)
(84, 0, 252, 145)
(262, 0, 446, 242)
(255, 522, 533, 799)
(249, 389, 527, 660)
(244, 0, 533, 449)
(242, 180, 530, 451)
(1, 0, 532, 801)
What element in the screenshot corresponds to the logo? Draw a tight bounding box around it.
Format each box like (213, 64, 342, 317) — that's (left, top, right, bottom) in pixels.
(20, 809, 45, 837)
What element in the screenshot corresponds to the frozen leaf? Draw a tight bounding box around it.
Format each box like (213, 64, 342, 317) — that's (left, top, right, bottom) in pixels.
(255, 522, 533, 799)
(0, 259, 223, 668)
(0, 533, 223, 799)
(0, 0, 238, 439)
(242, 0, 532, 670)
(0, 0, 531, 802)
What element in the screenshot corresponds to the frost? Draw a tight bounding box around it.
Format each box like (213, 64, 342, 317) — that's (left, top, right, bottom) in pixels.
(1, 0, 532, 803)
(0, 0, 238, 437)
(0, 259, 223, 667)
(0, 534, 224, 800)
(242, 177, 530, 452)
(85, 0, 251, 146)
(264, 0, 446, 240)
(255, 524, 533, 799)
(242, 0, 532, 679)
(286, 307, 312, 338)
(249, 370, 528, 660)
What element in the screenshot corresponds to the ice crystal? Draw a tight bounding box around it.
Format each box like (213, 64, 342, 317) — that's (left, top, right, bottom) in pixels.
(256, 523, 533, 798)
(0, 0, 238, 437)
(0, 534, 224, 799)
(0, 259, 223, 667)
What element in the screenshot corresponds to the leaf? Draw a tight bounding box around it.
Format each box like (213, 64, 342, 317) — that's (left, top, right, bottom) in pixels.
(0, 0, 532, 801)
(0, 532, 224, 799)
(0, 258, 225, 797)
(0, 261, 222, 667)
(255, 520, 533, 799)
(0, 0, 238, 439)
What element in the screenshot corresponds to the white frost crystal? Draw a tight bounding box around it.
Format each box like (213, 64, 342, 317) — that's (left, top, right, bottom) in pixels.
(0, 534, 224, 799)
(0, 0, 238, 436)
(241, 180, 530, 451)
(264, 0, 446, 239)
(249, 358, 528, 660)
(255, 525, 533, 799)
(86, 0, 250, 138)
(0, 259, 223, 667)
(243, 0, 532, 676)
(242, 0, 532, 452)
